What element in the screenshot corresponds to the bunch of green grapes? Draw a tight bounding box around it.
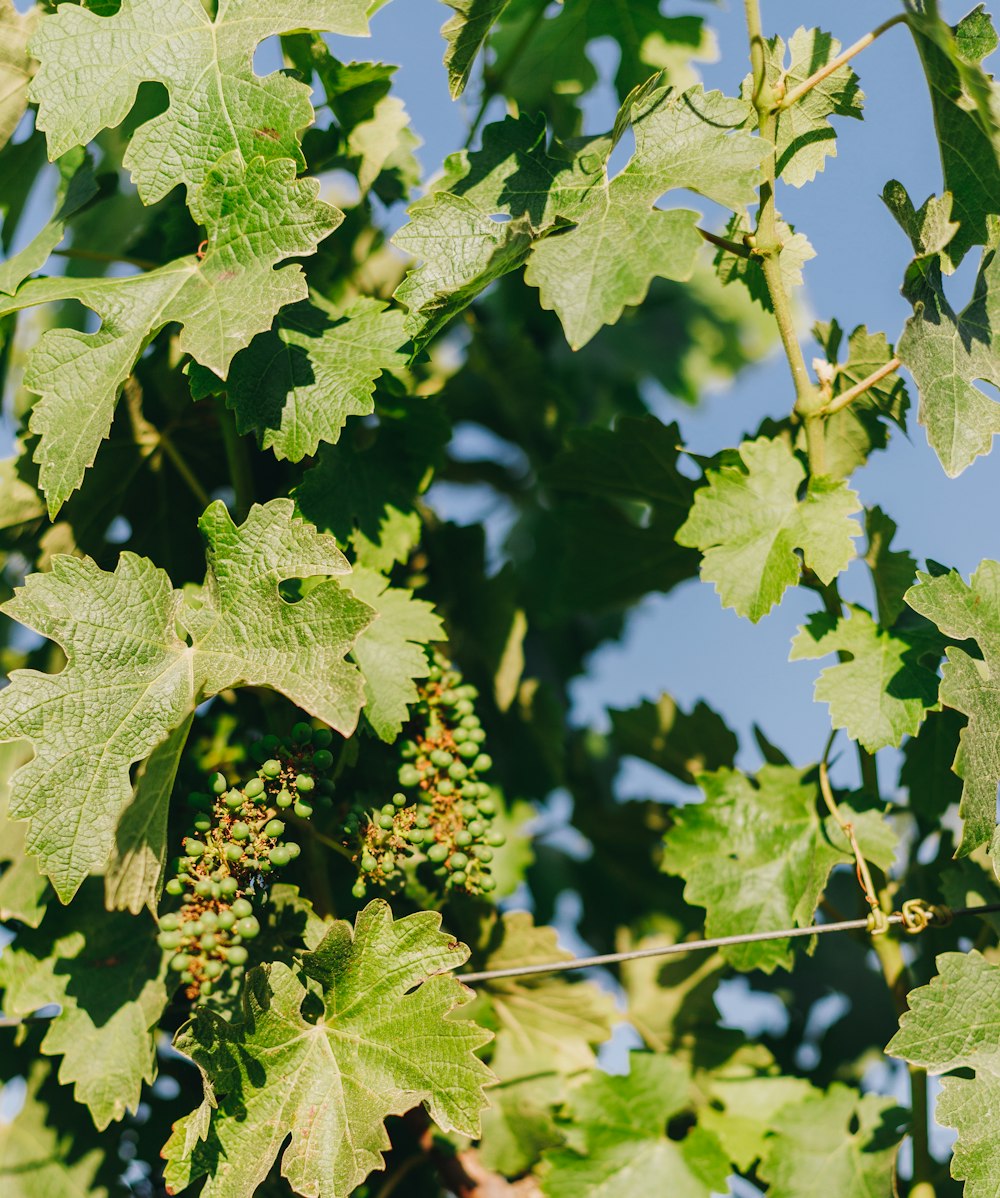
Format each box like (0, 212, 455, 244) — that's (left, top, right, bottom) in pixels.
(157, 723, 333, 999)
(352, 654, 505, 899)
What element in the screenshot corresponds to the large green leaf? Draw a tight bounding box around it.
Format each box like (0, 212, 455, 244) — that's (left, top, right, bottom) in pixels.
(476, 912, 616, 1078)
(0, 499, 374, 899)
(163, 900, 494, 1198)
(790, 605, 940, 752)
(540, 1053, 729, 1198)
(0, 740, 47, 927)
(661, 765, 895, 972)
(441, 0, 510, 97)
(863, 505, 918, 628)
(759, 1084, 905, 1197)
(888, 951, 1000, 1198)
(0, 154, 340, 513)
(525, 85, 768, 348)
(905, 561, 1000, 852)
(676, 436, 861, 622)
(29, 0, 370, 203)
(745, 28, 863, 187)
(0, 1061, 109, 1198)
(895, 212, 1000, 477)
(191, 297, 409, 463)
(908, 4, 1000, 264)
(0, 0, 34, 152)
(0, 882, 168, 1130)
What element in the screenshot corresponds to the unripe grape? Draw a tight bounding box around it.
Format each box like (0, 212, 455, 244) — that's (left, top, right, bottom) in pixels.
(392, 791, 407, 808)
(448, 762, 468, 780)
(461, 803, 478, 820)
(398, 764, 420, 787)
(455, 699, 474, 716)
(225, 945, 249, 965)
(437, 779, 455, 796)
(231, 821, 250, 841)
(159, 913, 180, 931)
(170, 954, 192, 973)
(200, 911, 219, 931)
(219, 877, 239, 898)
(477, 796, 497, 817)
(294, 773, 315, 793)
(480, 875, 497, 892)
(231, 897, 253, 919)
(245, 777, 265, 799)
(427, 842, 449, 863)
(210, 772, 228, 795)
(455, 829, 473, 847)
(457, 741, 478, 759)
(468, 727, 486, 744)
(195, 878, 214, 897)
(224, 844, 243, 863)
(467, 820, 485, 837)
(258, 859, 272, 873)
(449, 852, 469, 870)
(352, 879, 367, 899)
(217, 909, 237, 930)
(383, 852, 395, 872)
(235, 916, 260, 939)
(415, 814, 431, 829)
(312, 749, 333, 771)
(313, 728, 333, 749)
(268, 845, 291, 867)
(187, 920, 205, 937)
(200, 933, 218, 951)
(378, 813, 395, 830)
(224, 790, 244, 810)
(192, 815, 213, 834)
(486, 831, 506, 847)
(408, 828, 425, 845)
(276, 788, 293, 808)
(285, 842, 301, 860)
(451, 870, 468, 886)
(166, 878, 184, 896)
(204, 959, 223, 979)
(295, 800, 316, 820)
(473, 845, 493, 862)
(292, 721, 313, 744)
(184, 838, 207, 856)
(460, 714, 480, 730)
(262, 759, 282, 778)
(473, 754, 492, 773)
(158, 931, 183, 951)
(361, 852, 377, 872)
(264, 819, 285, 838)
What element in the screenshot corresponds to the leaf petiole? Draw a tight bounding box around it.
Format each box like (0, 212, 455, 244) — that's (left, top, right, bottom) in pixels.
(820, 355, 903, 416)
(777, 15, 908, 112)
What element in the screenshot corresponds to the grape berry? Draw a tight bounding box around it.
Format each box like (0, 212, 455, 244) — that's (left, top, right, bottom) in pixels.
(158, 724, 331, 999)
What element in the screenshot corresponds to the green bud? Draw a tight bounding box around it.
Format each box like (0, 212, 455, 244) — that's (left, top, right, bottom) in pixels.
(455, 829, 473, 847)
(449, 851, 470, 870)
(224, 790, 245, 810)
(235, 916, 260, 939)
(225, 945, 249, 965)
(219, 877, 239, 897)
(276, 788, 294, 808)
(294, 800, 314, 819)
(450, 870, 468, 886)
(262, 759, 282, 779)
(165, 878, 184, 896)
(231, 897, 253, 919)
(480, 875, 497, 892)
(245, 777, 265, 799)
(203, 959, 224, 979)
(427, 842, 449, 863)
(264, 819, 285, 838)
(285, 842, 301, 860)
(269, 845, 291, 867)
(159, 913, 180, 931)
(295, 773, 315, 793)
(361, 853, 378, 873)
(392, 791, 408, 807)
(352, 879, 367, 899)
(195, 878, 214, 898)
(313, 728, 333, 749)
(210, 772, 228, 795)
(312, 749, 334, 771)
(170, 954, 192, 973)
(184, 838, 207, 856)
(224, 844, 243, 863)
(158, 931, 183, 951)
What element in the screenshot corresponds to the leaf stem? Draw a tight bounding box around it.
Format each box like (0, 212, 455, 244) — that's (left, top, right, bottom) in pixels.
(697, 226, 753, 259)
(216, 399, 254, 521)
(821, 356, 903, 416)
(744, 0, 826, 473)
(465, 0, 547, 147)
(158, 431, 211, 509)
(51, 247, 158, 272)
(777, 15, 908, 111)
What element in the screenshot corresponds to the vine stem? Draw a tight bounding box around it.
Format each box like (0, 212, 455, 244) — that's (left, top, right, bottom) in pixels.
(743, 0, 826, 474)
(777, 15, 908, 111)
(697, 226, 752, 258)
(821, 356, 903, 415)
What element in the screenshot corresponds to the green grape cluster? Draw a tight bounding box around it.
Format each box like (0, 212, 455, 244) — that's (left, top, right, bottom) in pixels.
(157, 723, 334, 999)
(352, 654, 505, 900)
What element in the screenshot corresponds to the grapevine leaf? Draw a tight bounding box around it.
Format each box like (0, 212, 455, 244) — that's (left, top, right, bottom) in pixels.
(490, 0, 717, 138)
(676, 436, 861, 623)
(0, 453, 45, 534)
(888, 951, 1000, 1198)
(104, 711, 195, 914)
(29, 0, 370, 204)
(0, 881, 168, 1130)
(540, 1053, 729, 1198)
(758, 1084, 905, 1197)
(0, 154, 340, 513)
(441, 0, 510, 98)
(908, 4, 1000, 264)
(478, 1074, 565, 1177)
(744, 28, 863, 188)
(661, 765, 888, 972)
(714, 211, 815, 312)
(477, 912, 616, 1078)
(341, 566, 445, 743)
(813, 322, 909, 479)
(0, 741, 48, 927)
(163, 901, 494, 1198)
(790, 605, 941, 753)
(393, 192, 534, 348)
(0, 499, 373, 899)
(0, 149, 98, 297)
(526, 85, 768, 348)
(190, 297, 409, 463)
(905, 562, 1000, 852)
(882, 180, 960, 273)
(0, 1061, 109, 1198)
(901, 707, 965, 828)
(895, 212, 1000, 477)
(864, 506, 918, 627)
(609, 694, 738, 786)
(700, 1075, 815, 1172)
(0, 0, 34, 152)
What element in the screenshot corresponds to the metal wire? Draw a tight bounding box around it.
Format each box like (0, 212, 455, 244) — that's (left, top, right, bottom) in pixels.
(455, 902, 1000, 985)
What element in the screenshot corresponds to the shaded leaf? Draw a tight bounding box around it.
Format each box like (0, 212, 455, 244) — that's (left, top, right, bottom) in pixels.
(442, 0, 510, 98)
(609, 694, 738, 786)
